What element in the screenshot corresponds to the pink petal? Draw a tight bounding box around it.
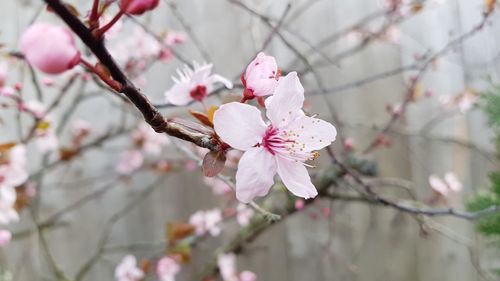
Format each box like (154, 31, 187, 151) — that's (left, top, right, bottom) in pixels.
(429, 175, 448, 195)
(0, 230, 12, 247)
(444, 172, 462, 192)
(206, 74, 233, 92)
(286, 115, 337, 151)
(266, 72, 304, 128)
(276, 156, 318, 199)
(245, 52, 279, 97)
(213, 102, 267, 151)
(165, 81, 192, 105)
(240, 271, 257, 281)
(235, 147, 277, 203)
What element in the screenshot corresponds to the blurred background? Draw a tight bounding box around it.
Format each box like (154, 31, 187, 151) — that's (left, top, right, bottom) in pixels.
(1, 0, 500, 280)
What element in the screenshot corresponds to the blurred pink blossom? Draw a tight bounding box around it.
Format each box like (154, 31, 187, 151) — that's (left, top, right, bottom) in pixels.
(114, 255, 145, 281)
(164, 32, 187, 46)
(116, 150, 144, 175)
(203, 177, 232, 195)
(189, 209, 222, 236)
(132, 123, 170, 155)
(156, 256, 180, 281)
(429, 172, 463, 197)
(239, 271, 257, 281)
(236, 203, 254, 227)
(20, 23, 80, 74)
(121, 0, 159, 15)
(0, 230, 12, 247)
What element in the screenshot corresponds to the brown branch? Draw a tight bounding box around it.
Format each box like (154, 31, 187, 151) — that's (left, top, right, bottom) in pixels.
(42, 0, 223, 152)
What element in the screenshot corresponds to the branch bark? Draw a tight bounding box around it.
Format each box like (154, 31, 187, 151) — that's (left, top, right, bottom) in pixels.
(42, 0, 223, 151)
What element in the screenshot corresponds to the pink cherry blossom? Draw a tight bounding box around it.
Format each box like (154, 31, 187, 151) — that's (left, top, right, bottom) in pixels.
(114, 255, 145, 281)
(0, 145, 26, 226)
(0, 230, 12, 247)
(236, 203, 254, 227)
(121, 0, 159, 15)
(165, 62, 233, 105)
(217, 253, 238, 281)
(213, 72, 337, 203)
(132, 123, 170, 155)
(242, 52, 279, 99)
(429, 172, 463, 197)
(20, 23, 81, 74)
(295, 199, 305, 210)
(116, 150, 144, 175)
(239, 271, 257, 281)
(189, 209, 222, 236)
(156, 256, 180, 281)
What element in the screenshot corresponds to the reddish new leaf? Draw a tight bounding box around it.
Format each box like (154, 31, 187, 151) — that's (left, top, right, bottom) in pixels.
(202, 151, 226, 177)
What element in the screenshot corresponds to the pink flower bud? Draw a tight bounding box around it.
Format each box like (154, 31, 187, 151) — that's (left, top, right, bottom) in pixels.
(242, 52, 280, 98)
(121, 0, 159, 15)
(0, 230, 11, 247)
(20, 23, 81, 74)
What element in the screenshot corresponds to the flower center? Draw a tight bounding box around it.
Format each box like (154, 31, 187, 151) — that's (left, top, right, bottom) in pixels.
(261, 126, 317, 163)
(189, 85, 207, 101)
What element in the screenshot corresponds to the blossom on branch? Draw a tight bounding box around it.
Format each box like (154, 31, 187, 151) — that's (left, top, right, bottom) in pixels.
(213, 72, 337, 203)
(156, 256, 180, 281)
(165, 62, 233, 106)
(429, 172, 463, 197)
(114, 255, 145, 281)
(20, 23, 81, 74)
(241, 52, 280, 101)
(189, 208, 222, 237)
(0, 145, 27, 225)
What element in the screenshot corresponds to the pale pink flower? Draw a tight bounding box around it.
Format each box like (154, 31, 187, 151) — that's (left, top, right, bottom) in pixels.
(242, 52, 279, 99)
(213, 72, 337, 203)
(343, 138, 354, 151)
(42, 77, 55, 87)
(116, 150, 144, 175)
(239, 271, 257, 281)
(236, 203, 254, 227)
(156, 256, 180, 281)
(33, 115, 59, 153)
(189, 209, 222, 237)
(71, 119, 91, 138)
(0, 187, 19, 225)
(164, 32, 187, 46)
(121, 0, 159, 15)
(132, 123, 170, 156)
(218, 253, 238, 281)
(23, 100, 46, 119)
(203, 177, 232, 195)
(0, 86, 15, 98)
(115, 255, 145, 281)
(429, 172, 463, 197)
(0, 230, 12, 247)
(165, 62, 233, 105)
(20, 23, 80, 74)
(439, 90, 478, 113)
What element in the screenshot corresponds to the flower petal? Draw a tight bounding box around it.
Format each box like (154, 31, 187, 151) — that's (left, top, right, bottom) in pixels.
(235, 147, 277, 203)
(286, 115, 337, 151)
(429, 175, 448, 195)
(276, 156, 318, 199)
(207, 74, 233, 92)
(213, 102, 267, 150)
(266, 72, 304, 128)
(165, 81, 192, 106)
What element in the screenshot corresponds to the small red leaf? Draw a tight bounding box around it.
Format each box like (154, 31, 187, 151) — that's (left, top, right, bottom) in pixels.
(189, 110, 213, 127)
(202, 151, 226, 177)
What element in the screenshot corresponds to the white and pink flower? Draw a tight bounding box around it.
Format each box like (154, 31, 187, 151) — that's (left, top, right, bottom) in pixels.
(114, 255, 145, 281)
(132, 123, 170, 156)
(189, 209, 222, 237)
(217, 253, 257, 281)
(164, 62, 232, 106)
(213, 72, 337, 203)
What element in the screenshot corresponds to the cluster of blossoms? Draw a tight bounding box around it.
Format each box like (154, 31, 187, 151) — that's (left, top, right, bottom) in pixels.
(439, 89, 479, 113)
(189, 208, 223, 236)
(115, 254, 181, 281)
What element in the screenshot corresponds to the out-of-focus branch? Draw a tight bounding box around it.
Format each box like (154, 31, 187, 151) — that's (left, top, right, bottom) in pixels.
(42, 0, 224, 152)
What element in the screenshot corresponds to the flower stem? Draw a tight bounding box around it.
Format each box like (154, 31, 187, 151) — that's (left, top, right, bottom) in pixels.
(93, 9, 124, 39)
(80, 58, 122, 91)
